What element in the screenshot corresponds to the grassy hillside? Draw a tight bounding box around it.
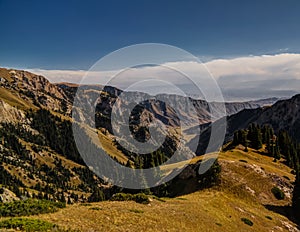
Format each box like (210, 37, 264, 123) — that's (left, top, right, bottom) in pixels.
(0, 148, 296, 232)
(27, 190, 293, 232)
(0, 87, 37, 110)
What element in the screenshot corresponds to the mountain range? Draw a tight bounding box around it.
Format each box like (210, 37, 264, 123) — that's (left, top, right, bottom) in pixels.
(0, 67, 299, 231)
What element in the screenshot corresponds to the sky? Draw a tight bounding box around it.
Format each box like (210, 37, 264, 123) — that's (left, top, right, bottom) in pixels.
(1, 0, 300, 100)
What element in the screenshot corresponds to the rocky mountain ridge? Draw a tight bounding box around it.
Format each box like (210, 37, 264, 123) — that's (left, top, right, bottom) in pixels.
(0, 66, 286, 204)
(0, 67, 269, 126)
(193, 94, 300, 155)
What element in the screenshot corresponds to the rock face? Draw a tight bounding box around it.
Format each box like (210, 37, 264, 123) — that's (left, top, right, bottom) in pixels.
(255, 95, 300, 139)
(0, 68, 72, 115)
(0, 99, 27, 123)
(194, 94, 300, 155)
(0, 187, 20, 203)
(224, 94, 300, 142)
(58, 83, 263, 128)
(0, 67, 265, 128)
(0, 67, 280, 167)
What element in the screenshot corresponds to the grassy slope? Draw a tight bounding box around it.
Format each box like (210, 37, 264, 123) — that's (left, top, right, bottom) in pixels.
(0, 68, 36, 110)
(0, 68, 13, 82)
(28, 191, 291, 232)
(20, 148, 298, 232)
(97, 130, 129, 164)
(0, 87, 37, 110)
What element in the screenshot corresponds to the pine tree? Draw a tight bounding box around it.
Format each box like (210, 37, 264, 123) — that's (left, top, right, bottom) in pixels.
(60, 193, 66, 203)
(262, 125, 268, 144)
(38, 191, 44, 199)
(248, 124, 262, 150)
(150, 153, 156, 168)
(273, 140, 281, 161)
(88, 188, 105, 202)
(292, 169, 300, 220)
(233, 131, 239, 145)
(238, 130, 248, 147)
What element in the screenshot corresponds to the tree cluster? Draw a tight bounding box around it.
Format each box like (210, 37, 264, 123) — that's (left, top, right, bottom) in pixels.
(233, 123, 300, 221)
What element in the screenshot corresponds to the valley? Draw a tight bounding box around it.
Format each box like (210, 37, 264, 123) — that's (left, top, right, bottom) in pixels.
(0, 67, 299, 231)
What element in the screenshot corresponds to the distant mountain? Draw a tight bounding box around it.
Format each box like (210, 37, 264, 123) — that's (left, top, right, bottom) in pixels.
(0, 66, 282, 160)
(226, 94, 300, 141)
(0, 66, 268, 126)
(248, 97, 280, 107)
(194, 94, 300, 155)
(58, 83, 265, 126)
(0, 66, 287, 203)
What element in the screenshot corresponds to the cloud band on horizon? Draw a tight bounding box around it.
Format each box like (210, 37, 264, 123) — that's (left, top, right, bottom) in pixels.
(27, 53, 300, 101)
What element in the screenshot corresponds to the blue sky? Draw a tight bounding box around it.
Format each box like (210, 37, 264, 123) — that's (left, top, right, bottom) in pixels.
(1, 0, 300, 101)
(1, 0, 300, 70)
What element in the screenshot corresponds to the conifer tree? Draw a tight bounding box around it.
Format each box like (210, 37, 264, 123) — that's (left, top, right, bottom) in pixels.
(233, 131, 239, 145)
(88, 188, 105, 202)
(248, 124, 262, 150)
(292, 169, 300, 220)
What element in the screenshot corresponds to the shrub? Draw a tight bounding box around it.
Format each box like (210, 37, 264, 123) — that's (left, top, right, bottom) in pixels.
(110, 193, 132, 201)
(88, 188, 105, 202)
(241, 218, 253, 226)
(197, 159, 221, 189)
(110, 193, 150, 204)
(271, 187, 285, 200)
(0, 199, 66, 217)
(0, 218, 56, 231)
(132, 193, 150, 204)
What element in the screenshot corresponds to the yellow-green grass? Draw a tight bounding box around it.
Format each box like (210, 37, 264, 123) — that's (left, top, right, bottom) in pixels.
(83, 125, 129, 164)
(0, 68, 13, 82)
(0, 87, 37, 110)
(219, 148, 294, 182)
(160, 152, 218, 175)
(2, 149, 290, 231)
(23, 189, 296, 232)
(97, 130, 129, 164)
(160, 147, 293, 181)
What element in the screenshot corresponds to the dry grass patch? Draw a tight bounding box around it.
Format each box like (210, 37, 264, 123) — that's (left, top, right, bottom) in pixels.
(27, 189, 297, 232)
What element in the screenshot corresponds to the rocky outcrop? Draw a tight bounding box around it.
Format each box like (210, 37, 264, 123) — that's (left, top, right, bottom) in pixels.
(0, 66, 267, 129)
(193, 94, 300, 155)
(255, 94, 300, 140)
(0, 68, 72, 114)
(0, 99, 27, 123)
(0, 187, 20, 203)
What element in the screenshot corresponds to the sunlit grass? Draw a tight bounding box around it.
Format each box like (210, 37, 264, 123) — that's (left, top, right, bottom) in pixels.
(20, 148, 297, 231)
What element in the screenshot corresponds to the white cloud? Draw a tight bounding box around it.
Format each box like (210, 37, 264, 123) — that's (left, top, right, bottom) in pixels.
(206, 53, 300, 79)
(27, 53, 300, 101)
